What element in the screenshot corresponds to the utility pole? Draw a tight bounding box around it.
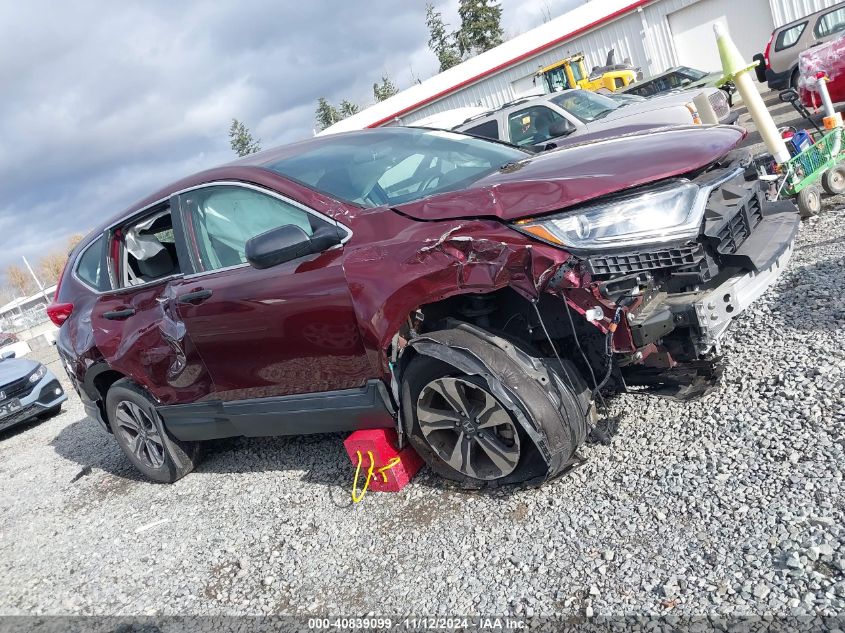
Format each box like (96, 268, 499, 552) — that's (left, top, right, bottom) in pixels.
(22, 256, 49, 302)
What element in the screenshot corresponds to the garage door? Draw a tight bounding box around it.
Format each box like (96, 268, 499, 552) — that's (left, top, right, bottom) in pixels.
(668, 0, 775, 74)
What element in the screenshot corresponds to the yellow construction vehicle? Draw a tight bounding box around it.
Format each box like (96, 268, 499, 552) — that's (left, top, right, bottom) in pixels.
(535, 50, 641, 94)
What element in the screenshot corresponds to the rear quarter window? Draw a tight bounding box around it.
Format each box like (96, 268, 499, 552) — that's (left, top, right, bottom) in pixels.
(775, 22, 807, 51)
(75, 236, 110, 291)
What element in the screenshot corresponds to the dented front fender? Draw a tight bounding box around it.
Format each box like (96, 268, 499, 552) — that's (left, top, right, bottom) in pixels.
(339, 210, 634, 374)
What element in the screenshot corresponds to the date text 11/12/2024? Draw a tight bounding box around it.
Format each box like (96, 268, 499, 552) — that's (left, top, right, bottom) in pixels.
(307, 617, 527, 629)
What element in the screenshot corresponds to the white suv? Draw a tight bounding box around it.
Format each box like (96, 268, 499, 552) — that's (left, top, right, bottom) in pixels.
(754, 2, 845, 90)
(453, 89, 734, 150)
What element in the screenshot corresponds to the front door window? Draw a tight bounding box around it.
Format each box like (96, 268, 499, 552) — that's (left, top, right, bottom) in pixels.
(180, 185, 325, 272)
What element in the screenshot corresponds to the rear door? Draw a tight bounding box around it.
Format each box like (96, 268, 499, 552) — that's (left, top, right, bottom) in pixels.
(170, 183, 373, 403)
(91, 201, 214, 405)
(814, 5, 845, 44)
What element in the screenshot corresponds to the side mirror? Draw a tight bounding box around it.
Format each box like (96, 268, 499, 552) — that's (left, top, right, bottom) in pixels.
(779, 88, 800, 103)
(245, 224, 341, 270)
(549, 119, 576, 137)
(1, 350, 16, 360)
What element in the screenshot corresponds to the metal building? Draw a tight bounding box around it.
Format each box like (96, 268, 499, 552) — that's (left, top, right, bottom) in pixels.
(322, 0, 838, 134)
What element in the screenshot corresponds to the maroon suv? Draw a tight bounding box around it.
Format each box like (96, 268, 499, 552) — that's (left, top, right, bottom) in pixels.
(48, 126, 798, 485)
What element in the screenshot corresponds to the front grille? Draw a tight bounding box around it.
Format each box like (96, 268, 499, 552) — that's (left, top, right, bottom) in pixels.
(587, 244, 704, 277)
(708, 90, 730, 122)
(1, 375, 34, 400)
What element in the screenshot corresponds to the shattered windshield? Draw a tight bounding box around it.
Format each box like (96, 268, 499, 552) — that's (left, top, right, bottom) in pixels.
(550, 90, 620, 123)
(266, 128, 528, 208)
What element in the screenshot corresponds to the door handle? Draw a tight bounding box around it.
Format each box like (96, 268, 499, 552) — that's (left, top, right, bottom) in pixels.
(178, 288, 213, 304)
(103, 308, 136, 320)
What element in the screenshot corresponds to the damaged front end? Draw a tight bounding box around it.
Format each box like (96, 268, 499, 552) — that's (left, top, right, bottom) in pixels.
(520, 160, 799, 399)
(337, 131, 800, 485)
(373, 159, 798, 413)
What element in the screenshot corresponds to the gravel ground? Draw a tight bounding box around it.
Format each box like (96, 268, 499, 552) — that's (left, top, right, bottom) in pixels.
(0, 121, 843, 624)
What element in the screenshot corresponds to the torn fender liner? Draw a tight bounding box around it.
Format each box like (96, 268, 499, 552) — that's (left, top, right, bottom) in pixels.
(405, 323, 590, 482)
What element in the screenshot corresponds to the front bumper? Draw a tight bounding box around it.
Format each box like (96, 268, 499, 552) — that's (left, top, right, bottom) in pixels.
(0, 370, 67, 433)
(691, 240, 793, 351)
(631, 235, 794, 356)
(600, 176, 800, 398)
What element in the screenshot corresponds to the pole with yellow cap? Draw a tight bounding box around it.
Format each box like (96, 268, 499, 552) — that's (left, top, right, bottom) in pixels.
(714, 22, 791, 165)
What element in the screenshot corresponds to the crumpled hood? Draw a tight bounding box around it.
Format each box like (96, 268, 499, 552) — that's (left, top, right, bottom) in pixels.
(0, 358, 38, 386)
(392, 125, 745, 222)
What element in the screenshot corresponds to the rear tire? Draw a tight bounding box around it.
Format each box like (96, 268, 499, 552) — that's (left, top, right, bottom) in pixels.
(797, 186, 822, 218)
(402, 341, 588, 487)
(821, 165, 845, 196)
(752, 54, 767, 84)
(106, 379, 201, 483)
(790, 68, 800, 90)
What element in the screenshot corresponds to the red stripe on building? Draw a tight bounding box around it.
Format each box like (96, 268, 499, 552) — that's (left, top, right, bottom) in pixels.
(367, 0, 653, 128)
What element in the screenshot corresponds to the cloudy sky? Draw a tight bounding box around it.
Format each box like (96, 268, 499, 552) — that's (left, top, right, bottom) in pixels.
(0, 0, 583, 275)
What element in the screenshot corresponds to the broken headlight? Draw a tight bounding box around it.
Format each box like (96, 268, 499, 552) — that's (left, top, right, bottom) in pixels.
(514, 181, 702, 251)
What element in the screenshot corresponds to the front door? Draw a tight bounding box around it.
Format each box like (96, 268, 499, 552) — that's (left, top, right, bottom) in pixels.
(170, 183, 373, 403)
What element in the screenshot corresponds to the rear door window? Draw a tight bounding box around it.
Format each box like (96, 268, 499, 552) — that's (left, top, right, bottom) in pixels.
(120, 208, 182, 287)
(75, 236, 110, 291)
(815, 8, 845, 38)
(462, 119, 500, 140)
(625, 80, 655, 97)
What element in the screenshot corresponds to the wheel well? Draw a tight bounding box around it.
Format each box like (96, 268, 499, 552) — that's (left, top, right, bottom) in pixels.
(90, 369, 126, 428)
(394, 288, 607, 388)
(92, 370, 125, 401)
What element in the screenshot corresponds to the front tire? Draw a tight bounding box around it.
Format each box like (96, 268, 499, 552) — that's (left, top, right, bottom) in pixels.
(402, 339, 588, 487)
(415, 373, 522, 481)
(106, 379, 201, 483)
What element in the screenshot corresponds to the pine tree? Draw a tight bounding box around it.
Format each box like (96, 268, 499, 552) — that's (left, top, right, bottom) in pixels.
(339, 100, 360, 117)
(373, 75, 399, 102)
(425, 3, 462, 72)
(228, 119, 261, 157)
(315, 97, 342, 130)
(315, 98, 360, 131)
(456, 0, 504, 57)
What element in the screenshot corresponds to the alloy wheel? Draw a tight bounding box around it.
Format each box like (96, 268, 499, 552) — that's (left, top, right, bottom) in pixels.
(416, 377, 520, 480)
(114, 400, 166, 469)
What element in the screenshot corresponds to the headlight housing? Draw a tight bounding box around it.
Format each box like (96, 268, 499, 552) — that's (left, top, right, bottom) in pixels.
(28, 364, 47, 383)
(514, 181, 704, 251)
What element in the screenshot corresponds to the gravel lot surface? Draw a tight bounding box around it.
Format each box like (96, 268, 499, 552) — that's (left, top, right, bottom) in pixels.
(1, 110, 843, 624)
